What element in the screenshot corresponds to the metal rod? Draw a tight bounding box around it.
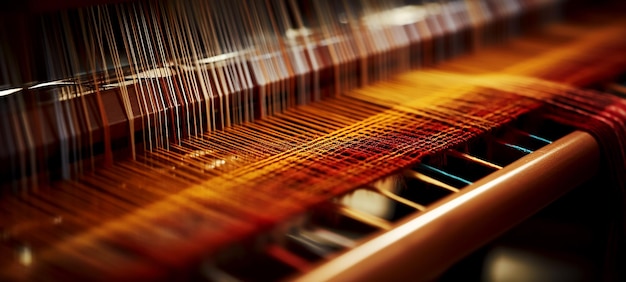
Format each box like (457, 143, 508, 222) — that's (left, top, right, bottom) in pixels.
(418, 164, 473, 186)
(509, 127, 553, 144)
(446, 150, 503, 170)
(403, 170, 461, 193)
(337, 206, 392, 231)
(495, 139, 534, 154)
(367, 186, 426, 211)
(265, 244, 312, 273)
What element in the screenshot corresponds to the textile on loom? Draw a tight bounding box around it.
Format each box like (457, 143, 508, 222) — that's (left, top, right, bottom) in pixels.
(1, 0, 626, 280)
(6, 67, 626, 280)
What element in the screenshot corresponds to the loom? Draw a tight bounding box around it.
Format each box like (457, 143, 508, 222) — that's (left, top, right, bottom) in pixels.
(1, 0, 626, 280)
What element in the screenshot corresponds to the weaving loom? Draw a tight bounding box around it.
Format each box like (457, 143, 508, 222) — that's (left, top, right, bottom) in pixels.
(1, 0, 626, 280)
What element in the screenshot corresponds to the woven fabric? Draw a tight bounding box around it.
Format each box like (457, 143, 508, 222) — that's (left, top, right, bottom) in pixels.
(5, 71, 626, 279)
(3, 5, 626, 280)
